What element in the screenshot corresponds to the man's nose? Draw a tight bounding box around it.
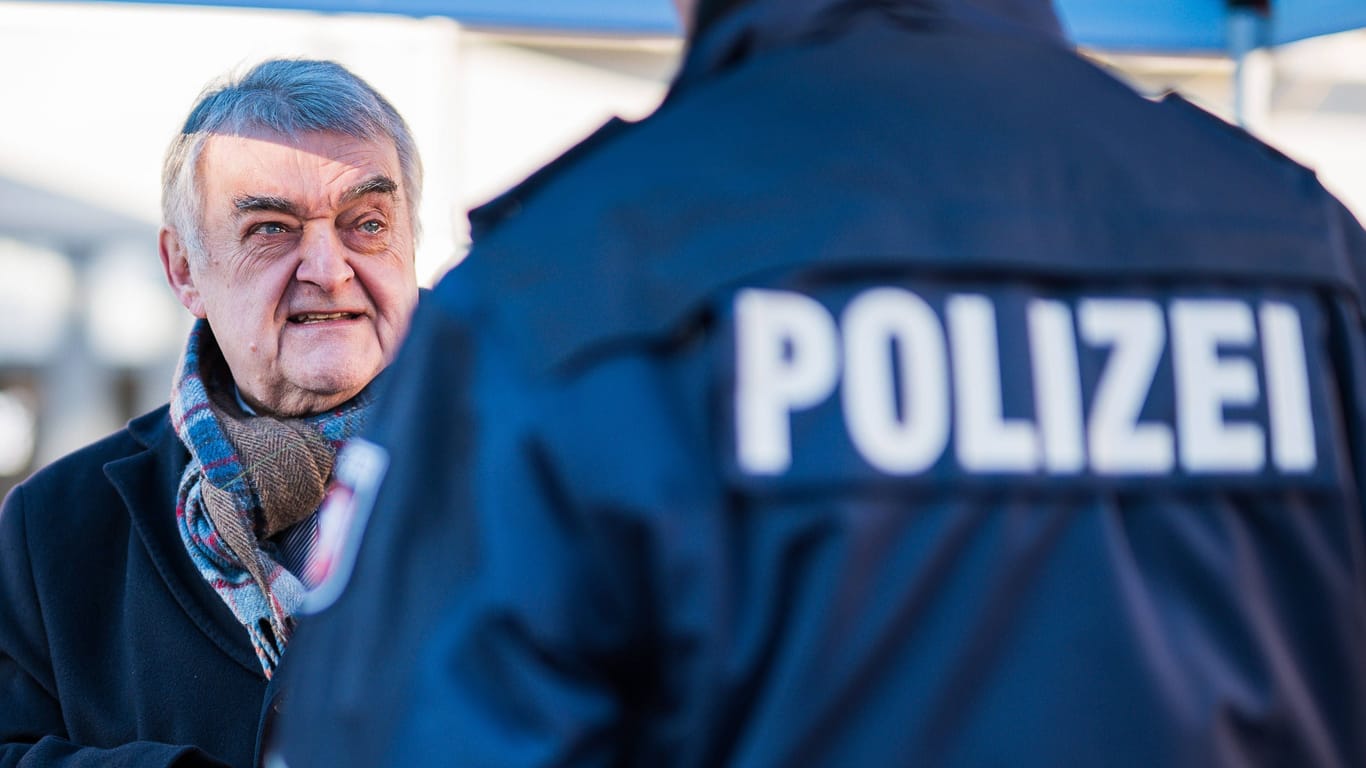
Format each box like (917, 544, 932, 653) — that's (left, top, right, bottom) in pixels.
(295, 223, 355, 291)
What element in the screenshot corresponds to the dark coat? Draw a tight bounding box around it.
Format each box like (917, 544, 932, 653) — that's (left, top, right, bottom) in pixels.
(0, 406, 276, 767)
(276, 0, 1366, 765)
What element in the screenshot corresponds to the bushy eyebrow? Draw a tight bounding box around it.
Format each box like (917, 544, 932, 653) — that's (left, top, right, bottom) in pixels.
(231, 175, 397, 220)
(343, 175, 398, 203)
(234, 194, 299, 218)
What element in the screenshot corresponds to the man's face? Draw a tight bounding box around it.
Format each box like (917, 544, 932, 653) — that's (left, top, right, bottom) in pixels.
(162, 129, 418, 417)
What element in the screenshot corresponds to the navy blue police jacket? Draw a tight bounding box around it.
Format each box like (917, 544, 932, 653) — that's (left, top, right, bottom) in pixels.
(0, 407, 281, 767)
(274, 0, 1366, 765)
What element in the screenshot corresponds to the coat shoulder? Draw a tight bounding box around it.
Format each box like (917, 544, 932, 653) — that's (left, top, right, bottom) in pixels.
(4, 405, 175, 531)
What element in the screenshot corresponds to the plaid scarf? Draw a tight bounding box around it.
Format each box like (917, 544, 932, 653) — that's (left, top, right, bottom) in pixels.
(171, 320, 375, 677)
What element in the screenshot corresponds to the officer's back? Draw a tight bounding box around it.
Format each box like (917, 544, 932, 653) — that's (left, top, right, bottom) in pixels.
(274, 0, 1366, 765)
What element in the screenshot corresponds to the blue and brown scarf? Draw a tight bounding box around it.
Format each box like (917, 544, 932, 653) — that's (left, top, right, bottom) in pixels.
(170, 320, 374, 677)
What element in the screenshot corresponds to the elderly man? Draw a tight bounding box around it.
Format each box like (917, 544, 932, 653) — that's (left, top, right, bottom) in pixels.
(0, 58, 421, 767)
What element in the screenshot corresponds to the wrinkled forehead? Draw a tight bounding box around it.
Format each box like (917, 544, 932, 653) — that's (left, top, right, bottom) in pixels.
(195, 129, 404, 209)
(199, 128, 400, 179)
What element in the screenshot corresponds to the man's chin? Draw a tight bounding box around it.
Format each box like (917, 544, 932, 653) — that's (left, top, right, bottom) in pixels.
(267, 372, 378, 417)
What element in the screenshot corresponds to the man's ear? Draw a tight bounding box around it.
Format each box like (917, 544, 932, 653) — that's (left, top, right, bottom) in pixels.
(160, 227, 206, 318)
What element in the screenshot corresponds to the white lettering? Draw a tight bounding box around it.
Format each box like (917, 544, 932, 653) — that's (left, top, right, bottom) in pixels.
(734, 289, 840, 475)
(1170, 300, 1263, 472)
(948, 295, 1039, 472)
(734, 288, 1318, 480)
(841, 288, 950, 474)
(1079, 299, 1174, 474)
(1028, 300, 1086, 473)
(1260, 302, 1317, 472)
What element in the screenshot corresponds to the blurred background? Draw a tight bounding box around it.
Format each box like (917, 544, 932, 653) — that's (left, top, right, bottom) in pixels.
(1, 0, 1365, 498)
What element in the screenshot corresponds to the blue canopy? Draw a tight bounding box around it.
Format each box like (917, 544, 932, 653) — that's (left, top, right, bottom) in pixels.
(88, 0, 683, 35)
(1057, 0, 1366, 54)
(84, 0, 1366, 51)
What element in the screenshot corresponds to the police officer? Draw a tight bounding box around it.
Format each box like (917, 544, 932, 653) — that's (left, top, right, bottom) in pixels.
(273, 0, 1366, 765)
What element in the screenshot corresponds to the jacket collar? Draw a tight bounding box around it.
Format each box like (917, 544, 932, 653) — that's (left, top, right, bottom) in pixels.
(125, 404, 173, 448)
(674, 0, 1066, 95)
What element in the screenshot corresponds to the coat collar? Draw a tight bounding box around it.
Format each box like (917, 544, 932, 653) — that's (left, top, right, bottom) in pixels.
(124, 404, 171, 448)
(674, 0, 1066, 96)
(106, 405, 264, 677)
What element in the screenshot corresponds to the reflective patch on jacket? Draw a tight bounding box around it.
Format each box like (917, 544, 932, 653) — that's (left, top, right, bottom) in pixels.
(724, 282, 1337, 490)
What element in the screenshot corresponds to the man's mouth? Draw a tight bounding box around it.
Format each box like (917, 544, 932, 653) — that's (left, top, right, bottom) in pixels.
(289, 311, 362, 325)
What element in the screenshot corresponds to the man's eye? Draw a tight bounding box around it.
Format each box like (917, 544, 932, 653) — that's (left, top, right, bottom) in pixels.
(251, 222, 289, 236)
(359, 220, 385, 235)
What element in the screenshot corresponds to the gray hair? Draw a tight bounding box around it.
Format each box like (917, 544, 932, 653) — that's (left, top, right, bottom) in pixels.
(161, 58, 423, 258)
